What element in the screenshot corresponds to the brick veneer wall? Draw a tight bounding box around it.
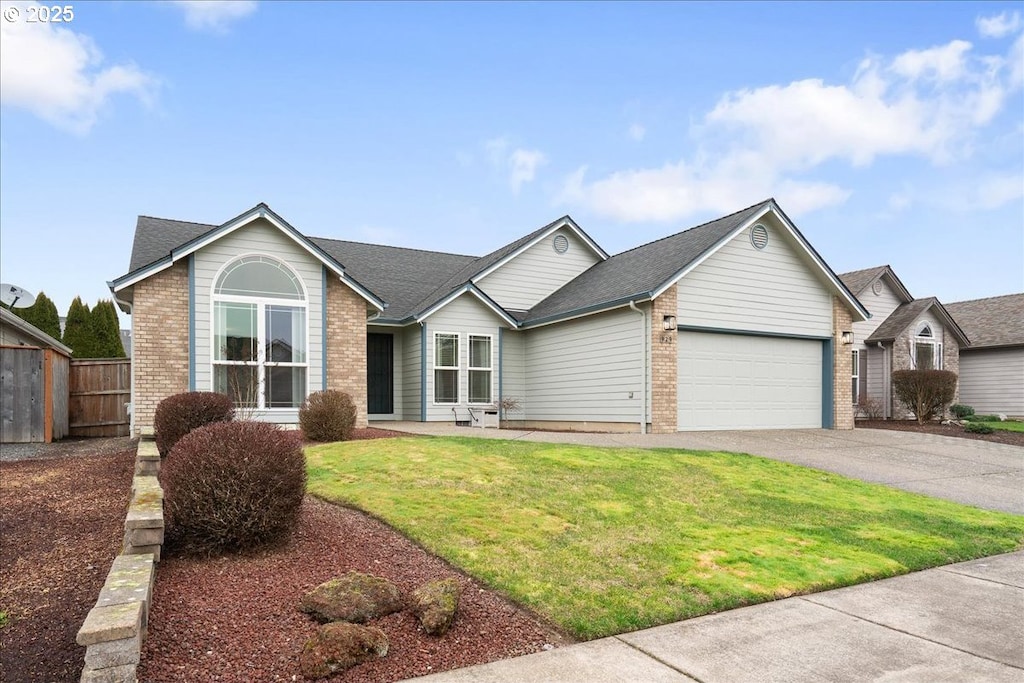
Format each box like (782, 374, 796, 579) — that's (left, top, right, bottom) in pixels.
(890, 321, 960, 416)
(132, 262, 189, 437)
(650, 287, 678, 433)
(325, 276, 368, 428)
(832, 296, 854, 430)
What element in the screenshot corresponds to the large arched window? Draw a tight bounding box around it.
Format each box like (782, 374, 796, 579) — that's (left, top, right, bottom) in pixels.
(212, 256, 307, 409)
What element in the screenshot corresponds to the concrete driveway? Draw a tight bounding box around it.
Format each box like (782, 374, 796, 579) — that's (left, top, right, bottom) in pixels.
(386, 423, 1024, 514)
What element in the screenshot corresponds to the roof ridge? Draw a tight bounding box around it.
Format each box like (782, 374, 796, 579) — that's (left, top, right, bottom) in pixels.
(947, 292, 1024, 305)
(609, 198, 773, 257)
(137, 215, 216, 227)
(310, 235, 476, 259)
(839, 264, 888, 276)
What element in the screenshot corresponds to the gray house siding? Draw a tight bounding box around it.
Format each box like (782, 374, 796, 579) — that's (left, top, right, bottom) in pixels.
(401, 325, 422, 421)
(676, 220, 833, 337)
(475, 229, 601, 311)
(958, 348, 1024, 416)
(500, 330, 528, 418)
(193, 219, 324, 423)
(423, 295, 508, 422)
(852, 278, 903, 345)
(522, 307, 645, 426)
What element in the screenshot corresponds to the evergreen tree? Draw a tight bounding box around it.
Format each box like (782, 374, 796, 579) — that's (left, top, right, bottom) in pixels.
(63, 297, 95, 358)
(12, 291, 62, 340)
(90, 300, 126, 358)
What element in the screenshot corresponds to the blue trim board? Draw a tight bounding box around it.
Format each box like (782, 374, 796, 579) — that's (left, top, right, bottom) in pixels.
(420, 324, 427, 422)
(188, 255, 196, 390)
(821, 339, 834, 429)
(322, 266, 328, 389)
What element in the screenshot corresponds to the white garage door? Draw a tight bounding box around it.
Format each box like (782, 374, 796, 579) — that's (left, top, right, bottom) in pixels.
(678, 332, 822, 430)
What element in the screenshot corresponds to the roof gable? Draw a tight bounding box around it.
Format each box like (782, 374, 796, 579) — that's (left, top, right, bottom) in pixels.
(838, 265, 913, 303)
(946, 293, 1024, 348)
(523, 199, 867, 327)
(112, 204, 385, 311)
(865, 297, 970, 346)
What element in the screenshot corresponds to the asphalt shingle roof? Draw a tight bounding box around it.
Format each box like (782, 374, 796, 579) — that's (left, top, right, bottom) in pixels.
(523, 199, 773, 324)
(309, 238, 475, 321)
(838, 266, 888, 295)
(128, 216, 215, 273)
(946, 294, 1024, 348)
(864, 299, 935, 343)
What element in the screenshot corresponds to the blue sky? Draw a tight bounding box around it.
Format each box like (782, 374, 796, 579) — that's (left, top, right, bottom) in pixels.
(1, 1, 1022, 326)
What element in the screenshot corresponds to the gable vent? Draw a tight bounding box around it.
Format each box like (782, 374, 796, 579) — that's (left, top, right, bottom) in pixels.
(872, 280, 883, 295)
(750, 224, 769, 250)
(553, 234, 569, 254)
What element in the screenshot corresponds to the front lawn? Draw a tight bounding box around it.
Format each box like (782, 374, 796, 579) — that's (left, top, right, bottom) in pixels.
(306, 437, 1024, 640)
(978, 420, 1024, 433)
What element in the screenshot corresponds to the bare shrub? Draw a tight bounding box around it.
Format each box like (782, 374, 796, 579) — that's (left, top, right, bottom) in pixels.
(162, 421, 306, 555)
(154, 391, 234, 458)
(300, 390, 357, 442)
(891, 370, 957, 424)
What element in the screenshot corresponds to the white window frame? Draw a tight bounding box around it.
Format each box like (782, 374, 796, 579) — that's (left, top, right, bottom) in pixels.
(912, 322, 942, 371)
(210, 254, 309, 411)
(433, 332, 460, 405)
(467, 334, 494, 405)
(851, 349, 859, 405)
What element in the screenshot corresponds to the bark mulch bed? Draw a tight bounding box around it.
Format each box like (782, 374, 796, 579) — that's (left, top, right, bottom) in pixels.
(858, 420, 1024, 447)
(0, 441, 135, 683)
(2, 428, 563, 683)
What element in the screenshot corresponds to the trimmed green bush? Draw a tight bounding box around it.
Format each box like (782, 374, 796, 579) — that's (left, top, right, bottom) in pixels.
(162, 421, 306, 556)
(965, 414, 1001, 422)
(964, 422, 995, 434)
(62, 296, 95, 358)
(300, 390, 357, 442)
(90, 299, 126, 358)
(950, 404, 974, 419)
(154, 391, 235, 457)
(891, 370, 957, 424)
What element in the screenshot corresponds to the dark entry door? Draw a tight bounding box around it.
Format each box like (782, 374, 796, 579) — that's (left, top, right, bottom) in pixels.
(367, 333, 394, 414)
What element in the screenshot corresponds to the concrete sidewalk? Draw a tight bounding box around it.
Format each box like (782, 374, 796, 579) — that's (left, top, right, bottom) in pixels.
(411, 552, 1024, 682)
(383, 422, 1024, 514)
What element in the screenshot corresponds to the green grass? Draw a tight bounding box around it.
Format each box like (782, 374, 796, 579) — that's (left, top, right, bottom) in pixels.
(306, 437, 1024, 639)
(978, 420, 1024, 433)
(0, 611, 8, 629)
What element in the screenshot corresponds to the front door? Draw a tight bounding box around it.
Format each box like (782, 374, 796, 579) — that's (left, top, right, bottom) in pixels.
(367, 333, 394, 414)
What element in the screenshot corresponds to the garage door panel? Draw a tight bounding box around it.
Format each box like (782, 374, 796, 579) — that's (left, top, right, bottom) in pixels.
(678, 332, 822, 431)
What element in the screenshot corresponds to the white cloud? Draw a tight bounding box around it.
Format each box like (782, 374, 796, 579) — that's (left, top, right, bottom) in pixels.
(973, 172, 1024, 209)
(976, 11, 1023, 39)
(168, 1, 258, 32)
(0, 1, 157, 134)
(628, 123, 646, 141)
(561, 35, 1022, 223)
(484, 137, 547, 193)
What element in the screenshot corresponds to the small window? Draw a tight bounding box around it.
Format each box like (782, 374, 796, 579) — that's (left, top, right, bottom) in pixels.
(468, 335, 492, 404)
(917, 324, 933, 338)
(434, 333, 459, 404)
(851, 350, 859, 404)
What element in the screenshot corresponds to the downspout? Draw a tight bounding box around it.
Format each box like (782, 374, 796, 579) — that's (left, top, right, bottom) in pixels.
(628, 301, 647, 434)
(114, 294, 135, 436)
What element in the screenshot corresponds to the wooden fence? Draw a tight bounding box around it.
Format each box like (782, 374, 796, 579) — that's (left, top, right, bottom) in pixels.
(69, 359, 131, 437)
(0, 346, 69, 443)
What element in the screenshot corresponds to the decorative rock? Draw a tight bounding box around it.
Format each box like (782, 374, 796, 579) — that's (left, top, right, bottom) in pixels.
(300, 572, 404, 623)
(411, 578, 461, 636)
(299, 622, 388, 679)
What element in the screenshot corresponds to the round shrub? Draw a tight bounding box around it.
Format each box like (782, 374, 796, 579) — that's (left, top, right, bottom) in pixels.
(300, 390, 357, 442)
(154, 391, 235, 458)
(950, 404, 975, 419)
(964, 422, 994, 434)
(162, 421, 306, 555)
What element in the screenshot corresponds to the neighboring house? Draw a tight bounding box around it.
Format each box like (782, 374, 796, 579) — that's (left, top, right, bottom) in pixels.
(838, 266, 969, 419)
(1, 307, 72, 442)
(945, 294, 1024, 417)
(120, 329, 132, 358)
(109, 198, 868, 436)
